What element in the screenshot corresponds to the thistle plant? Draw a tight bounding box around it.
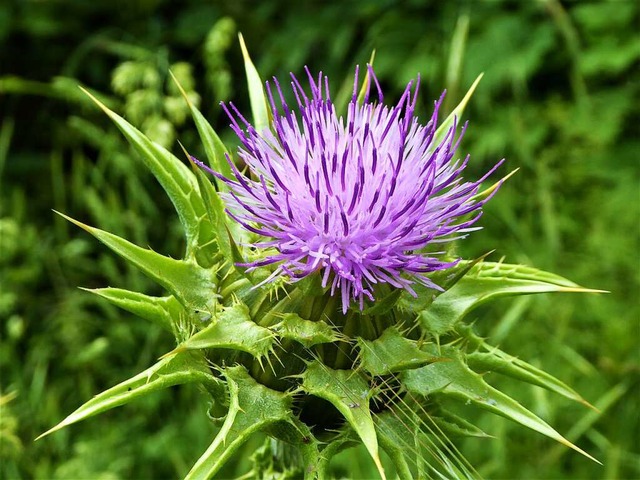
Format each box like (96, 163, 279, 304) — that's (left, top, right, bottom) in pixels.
(40, 38, 602, 479)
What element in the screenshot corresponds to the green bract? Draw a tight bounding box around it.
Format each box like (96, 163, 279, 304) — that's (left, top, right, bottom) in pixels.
(40, 40, 602, 479)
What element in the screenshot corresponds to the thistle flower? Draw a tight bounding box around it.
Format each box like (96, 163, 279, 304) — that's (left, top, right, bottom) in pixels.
(44, 49, 600, 480)
(201, 66, 502, 312)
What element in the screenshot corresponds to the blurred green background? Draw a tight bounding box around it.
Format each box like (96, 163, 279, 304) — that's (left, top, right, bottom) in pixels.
(1, 0, 638, 478)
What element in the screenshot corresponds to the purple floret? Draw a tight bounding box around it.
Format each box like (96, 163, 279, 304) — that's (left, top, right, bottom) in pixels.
(204, 66, 502, 313)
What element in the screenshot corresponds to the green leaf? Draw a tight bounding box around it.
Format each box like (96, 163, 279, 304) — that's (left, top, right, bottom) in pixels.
(358, 327, 436, 376)
(271, 313, 342, 348)
(36, 352, 222, 440)
(301, 361, 386, 480)
(262, 416, 314, 448)
(432, 73, 483, 150)
(398, 253, 487, 313)
(374, 411, 415, 480)
(356, 50, 377, 105)
(401, 346, 600, 463)
(466, 349, 595, 409)
(430, 408, 491, 438)
(227, 226, 256, 282)
(79, 87, 216, 260)
(185, 365, 294, 480)
(238, 33, 270, 132)
(472, 168, 519, 203)
(83, 287, 183, 334)
(420, 261, 605, 336)
(169, 304, 274, 363)
(266, 418, 328, 480)
(187, 153, 233, 265)
(375, 406, 479, 480)
(314, 429, 360, 479)
(170, 71, 233, 182)
(361, 289, 402, 316)
(294, 272, 326, 298)
(57, 212, 218, 311)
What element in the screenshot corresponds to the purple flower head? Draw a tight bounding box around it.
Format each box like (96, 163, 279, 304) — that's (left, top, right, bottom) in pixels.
(206, 66, 502, 313)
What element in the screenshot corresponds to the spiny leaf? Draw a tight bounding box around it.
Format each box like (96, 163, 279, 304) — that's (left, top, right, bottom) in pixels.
(170, 71, 233, 182)
(83, 287, 183, 333)
(227, 226, 256, 282)
(301, 361, 386, 480)
(314, 429, 360, 480)
(432, 73, 483, 149)
(263, 415, 326, 479)
(185, 151, 233, 267)
(185, 365, 294, 480)
(374, 411, 415, 480)
(399, 253, 490, 314)
(36, 352, 221, 441)
(430, 409, 491, 438)
(420, 261, 606, 336)
(167, 304, 274, 362)
(294, 272, 326, 297)
(238, 33, 270, 132)
(248, 284, 311, 329)
(401, 346, 600, 464)
(57, 212, 218, 311)
(375, 406, 479, 480)
(361, 289, 402, 316)
(79, 87, 216, 260)
(473, 168, 519, 202)
(271, 313, 342, 348)
(358, 327, 436, 376)
(357, 49, 377, 105)
(466, 349, 595, 409)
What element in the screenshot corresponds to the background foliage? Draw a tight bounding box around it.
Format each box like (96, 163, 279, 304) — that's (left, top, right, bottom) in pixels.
(1, 0, 638, 478)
